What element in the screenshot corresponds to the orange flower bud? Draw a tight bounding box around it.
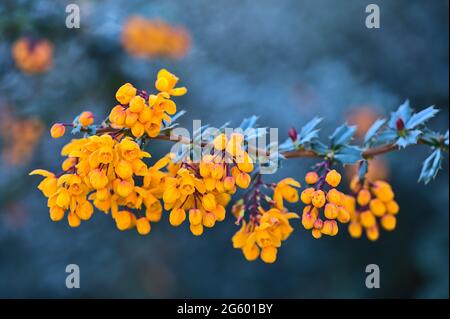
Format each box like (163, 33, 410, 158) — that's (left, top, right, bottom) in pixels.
(312, 229, 322, 239)
(136, 217, 151, 235)
(369, 198, 386, 217)
(348, 222, 362, 238)
(188, 208, 203, 225)
(385, 200, 399, 215)
(325, 169, 341, 187)
(223, 176, 235, 192)
(79, 111, 94, 127)
(381, 214, 396, 231)
(260, 246, 277, 263)
(357, 189, 371, 207)
(49, 206, 65, 221)
(213, 133, 227, 151)
(202, 212, 216, 228)
(305, 171, 319, 185)
(89, 169, 109, 189)
(202, 193, 217, 211)
(190, 223, 204, 236)
(169, 208, 186, 226)
(324, 203, 339, 219)
(68, 212, 81, 228)
(300, 187, 315, 204)
(115, 160, 133, 179)
(50, 123, 65, 138)
(115, 210, 134, 230)
(337, 207, 351, 223)
(360, 210, 376, 228)
(311, 190, 326, 208)
(109, 105, 126, 125)
(243, 244, 259, 261)
(366, 226, 379, 241)
(326, 188, 343, 206)
(235, 172, 251, 189)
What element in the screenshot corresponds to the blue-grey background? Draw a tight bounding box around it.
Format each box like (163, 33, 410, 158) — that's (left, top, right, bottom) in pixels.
(0, 0, 448, 298)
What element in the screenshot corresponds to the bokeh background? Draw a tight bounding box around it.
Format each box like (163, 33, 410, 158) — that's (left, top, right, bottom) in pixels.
(0, 0, 448, 298)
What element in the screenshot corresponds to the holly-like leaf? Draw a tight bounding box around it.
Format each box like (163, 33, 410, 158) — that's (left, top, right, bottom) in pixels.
(419, 149, 444, 184)
(310, 141, 329, 156)
(375, 129, 398, 144)
(330, 124, 356, 147)
(334, 145, 363, 165)
(239, 115, 259, 131)
(388, 100, 412, 129)
(396, 129, 422, 148)
(364, 118, 386, 146)
(298, 117, 322, 144)
(405, 106, 439, 129)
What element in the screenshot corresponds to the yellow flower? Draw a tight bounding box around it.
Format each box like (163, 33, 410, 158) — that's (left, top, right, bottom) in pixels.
(155, 69, 187, 96)
(136, 217, 151, 235)
(116, 83, 137, 104)
(273, 178, 301, 209)
(169, 208, 186, 226)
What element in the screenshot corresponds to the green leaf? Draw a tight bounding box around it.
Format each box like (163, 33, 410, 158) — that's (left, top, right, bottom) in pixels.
(405, 106, 439, 129)
(334, 145, 363, 165)
(364, 118, 386, 146)
(396, 129, 422, 148)
(330, 124, 356, 147)
(298, 117, 322, 144)
(419, 149, 444, 184)
(376, 129, 398, 144)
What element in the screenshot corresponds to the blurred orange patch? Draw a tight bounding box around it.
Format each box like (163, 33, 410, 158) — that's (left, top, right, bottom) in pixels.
(121, 16, 191, 59)
(12, 37, 53, 74)
(0, 107, 45, 166)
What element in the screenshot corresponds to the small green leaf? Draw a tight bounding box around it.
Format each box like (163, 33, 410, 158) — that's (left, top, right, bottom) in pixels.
(364, 118, 386, 146)
(330, 124, 356, 147)
(334, 145, 363, 165)
(405, 106, 439, 129)
(419, 149, 444, 184)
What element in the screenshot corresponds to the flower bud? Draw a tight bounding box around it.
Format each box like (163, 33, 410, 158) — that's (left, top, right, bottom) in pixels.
(50, 123, 65, 138)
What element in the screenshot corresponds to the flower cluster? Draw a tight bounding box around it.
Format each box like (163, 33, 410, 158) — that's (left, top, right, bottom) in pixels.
(121, 16, 191, 59)
(29, 69, 188, 235)
(300, 166, 351, 239)
(12, 37, 53, 74)
(346, 177, 399, 241)
(232, 177, 300, 263)
(28, 67, 448, 264)
(164, 132, 255, 236)
(109, 69, 187, 138)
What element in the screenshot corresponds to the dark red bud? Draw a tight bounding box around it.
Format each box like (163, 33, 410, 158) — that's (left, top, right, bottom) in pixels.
(288, 127, 298, 142)
(396, 118, 405, 131)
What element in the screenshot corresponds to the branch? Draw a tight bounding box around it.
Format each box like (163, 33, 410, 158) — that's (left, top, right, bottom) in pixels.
(150, 134, 429, 160)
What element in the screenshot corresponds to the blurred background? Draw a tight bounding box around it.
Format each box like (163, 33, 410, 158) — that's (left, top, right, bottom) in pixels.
(0, 0, 448, 298)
